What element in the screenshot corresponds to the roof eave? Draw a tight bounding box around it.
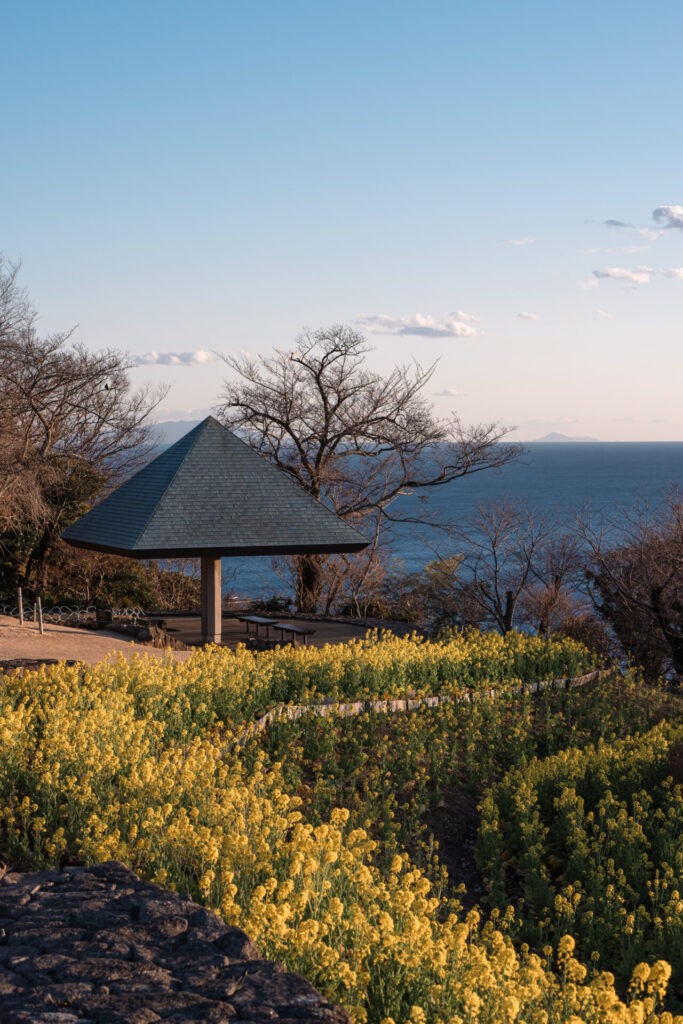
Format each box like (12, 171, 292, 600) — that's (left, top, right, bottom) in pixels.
(62, 537, 369, 559)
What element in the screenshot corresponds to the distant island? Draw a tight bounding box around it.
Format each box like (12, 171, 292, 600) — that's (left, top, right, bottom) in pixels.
(532, 432, 600, 443)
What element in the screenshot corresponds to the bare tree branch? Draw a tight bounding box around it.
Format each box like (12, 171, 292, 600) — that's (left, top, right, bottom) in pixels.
(0, 259, 169, 596)
(579, 491, 683, 679)
(216, 325, 521, 611)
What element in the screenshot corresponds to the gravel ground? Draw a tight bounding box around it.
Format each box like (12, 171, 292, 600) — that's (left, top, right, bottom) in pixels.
(0, 616, 193, 668)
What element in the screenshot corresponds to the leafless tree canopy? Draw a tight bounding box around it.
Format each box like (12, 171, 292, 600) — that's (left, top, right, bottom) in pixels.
(447, 500, 584, 634)
(0, 257, 167, 594)
(216, 325, 520, 610)
(581, 492, 683, 679)
(1, 334, 163, 515)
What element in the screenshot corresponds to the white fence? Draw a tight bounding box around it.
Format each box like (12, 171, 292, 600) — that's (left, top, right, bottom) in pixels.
(1, 604, 147, 625)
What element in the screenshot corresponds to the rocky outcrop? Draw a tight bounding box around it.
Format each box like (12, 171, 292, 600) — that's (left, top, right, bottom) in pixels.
(0, 861, 349, 1024)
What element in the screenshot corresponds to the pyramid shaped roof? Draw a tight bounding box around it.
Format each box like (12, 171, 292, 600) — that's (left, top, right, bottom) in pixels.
(62, 417, 368, 558)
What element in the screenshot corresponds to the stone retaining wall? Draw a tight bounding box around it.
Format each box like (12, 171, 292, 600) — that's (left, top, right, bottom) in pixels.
(0, 861, 349, 1024)
(225, 668, 609, 751)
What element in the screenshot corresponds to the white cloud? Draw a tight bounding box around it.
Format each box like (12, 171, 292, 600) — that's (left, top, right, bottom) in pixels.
(589, 265, 683, 287)
(592, 266, 653, 286)
(450, 309, 481, 323)
(597, 309, 615, 320)
(433, 387, 465, 397)
(516, 311, 540, 321)
(134, 349, 215, 366)
(652, 205, 683, 231)
(578, 278, 599, 291)
(506, 237, 536, 246)
(582, 245, 650, 254)
(605, 202, 683, 239)
(604, 217, 662, 241)
(356, 312, 480, 338)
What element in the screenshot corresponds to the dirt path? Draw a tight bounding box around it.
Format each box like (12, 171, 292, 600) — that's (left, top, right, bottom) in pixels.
(0, 614, 193, 667)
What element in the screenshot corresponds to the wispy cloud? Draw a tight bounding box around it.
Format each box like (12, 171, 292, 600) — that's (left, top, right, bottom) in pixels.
(433, 387, 465, 397)
(592, 266, 653, 286)
(597, 309, 615, 320)
(582, 245, 650, 254)
(134, 349, 215, 366)
(604, 204, 683, 240)
(506, 237, 536, 246)
(450, 309, 481, 323)
(589, 264, 683, 288)
(638, 228, 663, 241)
(604, 217, 662, 241)
(356, 312, 480, 338)
(578, 278, 599, 291)
(516, 311, 540, 321)
(652, 205, 683, 231)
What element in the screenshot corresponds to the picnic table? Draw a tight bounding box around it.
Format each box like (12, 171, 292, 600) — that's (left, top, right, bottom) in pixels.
(237, 615, 316, 647)
(237, 615, 278, 638)
(272, 621, 315, 646)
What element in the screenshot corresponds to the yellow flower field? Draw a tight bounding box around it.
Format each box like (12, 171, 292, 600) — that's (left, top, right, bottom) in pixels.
(0, 631, 680, 1023)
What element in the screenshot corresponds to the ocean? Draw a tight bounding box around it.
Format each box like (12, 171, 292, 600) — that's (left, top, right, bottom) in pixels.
(223, 443, 683, 600)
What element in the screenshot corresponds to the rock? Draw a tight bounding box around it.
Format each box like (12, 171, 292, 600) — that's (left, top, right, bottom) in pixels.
(0, 863, 350, 1024)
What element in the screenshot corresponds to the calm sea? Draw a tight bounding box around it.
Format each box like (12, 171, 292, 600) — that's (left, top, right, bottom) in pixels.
(223, 443, 683, 599)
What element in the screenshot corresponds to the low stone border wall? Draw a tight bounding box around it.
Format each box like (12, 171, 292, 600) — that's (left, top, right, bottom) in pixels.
(225, 668, 609, 752)
(0, 861, 349, 1024)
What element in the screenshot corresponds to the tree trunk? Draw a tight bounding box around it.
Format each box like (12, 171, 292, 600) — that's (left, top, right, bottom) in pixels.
(651, 585, 683, 678)
(502, 590, 515, 634)
(23, 526, 56, 596)
(295, 554, 324, 614)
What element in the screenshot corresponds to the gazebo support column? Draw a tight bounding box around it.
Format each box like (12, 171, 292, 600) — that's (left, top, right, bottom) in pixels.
(201, 556, 222, 644)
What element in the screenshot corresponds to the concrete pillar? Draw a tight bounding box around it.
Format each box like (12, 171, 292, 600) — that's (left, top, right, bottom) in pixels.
(201, 556, 222, 644)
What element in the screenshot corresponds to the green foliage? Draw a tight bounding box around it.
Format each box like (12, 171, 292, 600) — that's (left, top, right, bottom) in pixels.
(0, 636, 679, 1021)
(477, 717, 683, 1000)
(245, 672, 672, 877)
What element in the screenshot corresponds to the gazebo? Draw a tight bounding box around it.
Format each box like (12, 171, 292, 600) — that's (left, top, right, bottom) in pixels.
(61, 416, 368, 643)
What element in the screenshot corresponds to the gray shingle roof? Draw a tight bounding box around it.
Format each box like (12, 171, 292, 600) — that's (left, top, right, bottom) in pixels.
(61, 417, 368, 558)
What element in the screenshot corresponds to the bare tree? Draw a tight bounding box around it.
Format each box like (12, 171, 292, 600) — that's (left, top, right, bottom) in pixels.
(376, 554, 464, 631)
(0, 256, 34, 343)
(518, 529, 586, 634)
(449, 500, 552, 633)
(0, 258, 167, 596)
(581, 492, 683, 679)
(450, 500, 585, 635)
(268, 513, 393, 616)
(216, 325, 520, 611)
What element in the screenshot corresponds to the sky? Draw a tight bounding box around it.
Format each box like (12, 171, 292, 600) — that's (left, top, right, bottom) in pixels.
(2, 0, 682, 441)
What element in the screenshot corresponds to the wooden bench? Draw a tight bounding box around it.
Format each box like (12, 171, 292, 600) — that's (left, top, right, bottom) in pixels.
(272, 621, 316, 647)
(237, 615, 279, 638)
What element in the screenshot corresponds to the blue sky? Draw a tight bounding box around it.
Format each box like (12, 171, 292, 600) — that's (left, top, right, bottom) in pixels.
(2, 0, 681, 440)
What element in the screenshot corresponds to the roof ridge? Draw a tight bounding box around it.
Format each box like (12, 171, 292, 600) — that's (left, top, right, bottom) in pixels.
(62, 416, 368, 558)
(209, 419, 366, 531)
(131, 418, 212, 546)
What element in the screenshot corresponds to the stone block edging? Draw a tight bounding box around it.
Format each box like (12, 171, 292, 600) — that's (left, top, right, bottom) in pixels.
(225, 668, 609, 753)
